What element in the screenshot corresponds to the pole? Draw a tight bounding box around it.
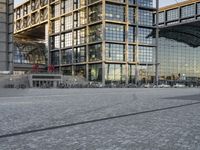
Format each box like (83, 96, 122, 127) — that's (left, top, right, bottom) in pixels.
(155, 0, 159, 87)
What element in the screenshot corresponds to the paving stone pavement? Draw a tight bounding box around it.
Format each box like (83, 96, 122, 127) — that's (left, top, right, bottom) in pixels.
(0, 88, 200, 150)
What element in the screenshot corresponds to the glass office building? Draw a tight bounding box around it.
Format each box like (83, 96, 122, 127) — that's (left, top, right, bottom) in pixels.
(157, 0, 200, 85)
(14, 0, 156, 84)
(0, 0, 14, 72)
(158, 37, 200, 83)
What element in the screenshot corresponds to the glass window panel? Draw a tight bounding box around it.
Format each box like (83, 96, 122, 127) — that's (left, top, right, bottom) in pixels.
(105, 43, 125, 61)
(138, 46, 153, 63)
(73, 46, 86, 63)
(137, 0, 153, 7)
(89, 44, 102, 61)
(139, 9, 153, 26)
(181, 4, 195, 18)
(138, 27, 153, 44)
(105, 4, 125, 22)
(89, 24, 102, 42)
(105, 23, 125, 42)
(89, 64, 102, 81)
(61, 49, 72, 64)
(105, 64, 126, 83)
(51, 51, 60, 65)
(167, 9, 179, 21)
(129, 7, 135, 24)
(89, 4, 102, 23)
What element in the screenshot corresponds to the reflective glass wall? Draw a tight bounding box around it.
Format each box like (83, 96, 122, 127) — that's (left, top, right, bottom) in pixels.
(158, 37, 200, 84)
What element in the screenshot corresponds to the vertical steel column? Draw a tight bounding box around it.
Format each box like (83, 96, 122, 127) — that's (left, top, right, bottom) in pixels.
(155, 0, 159, 87)
(5, 1, 9, 71)
(86, 1, 89, 81)
(135, 2, 139, 85)
(9, 1, 14, 74)
(102, 0, 106, 85)
(71, 1, 75, 76)
(125, 0, 129, 84)
(59, 0, 62, 73)
(47, 0, 51, 66)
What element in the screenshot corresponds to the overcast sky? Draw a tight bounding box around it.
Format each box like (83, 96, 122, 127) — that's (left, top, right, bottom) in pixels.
(14, 0, 184, 7)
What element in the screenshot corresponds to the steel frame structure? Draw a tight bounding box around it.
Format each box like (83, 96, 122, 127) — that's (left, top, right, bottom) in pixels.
(14, 0, 156, 85)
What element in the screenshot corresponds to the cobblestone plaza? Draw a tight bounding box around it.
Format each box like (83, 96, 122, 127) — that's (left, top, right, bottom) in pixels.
(0, 88, 200, 149)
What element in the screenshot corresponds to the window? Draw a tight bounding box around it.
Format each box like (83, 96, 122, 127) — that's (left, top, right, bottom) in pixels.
(105, 64, 126, 83)
(61, 0, 73, 14)
(74, 0, 86, 9)
(128, 45, 135, 62)
(105, 23, 125, 42)
(61, 32, 72, 48)
(138, 28, 153, 44)
(181, 4, 195, 18)
(137, 0, 153, 7)
(74, 9, 87, 27)
(158, 12, 165, 23)
(89, 64, 102, 81)
(50, 35, 60, 49)
(128, 26, 135, 43)
(89, 44, 102, 61)
(73, 46, 86, 63)
(61, 15, 73, 31)
(51, 4, 60, 18)
(167, 9, 179, 21)
(89, 24, 102, 42)
(51, 51, 59, 65)
(61, 49, 72, 64)
(51, 19, 60, 33)
(138, 46, 153, 63)
(105, 43, 125, 61)
(89, 4, 102, 23)
(105, 4, 125, 22)
(74, 28, 86, 45)
(197, 3, 200, 14)
(139, 9, 153, 26)
(129, 7, 135, 24)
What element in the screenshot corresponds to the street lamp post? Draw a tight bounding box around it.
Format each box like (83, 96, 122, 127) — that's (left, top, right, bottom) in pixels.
(155, 0, 159, 87)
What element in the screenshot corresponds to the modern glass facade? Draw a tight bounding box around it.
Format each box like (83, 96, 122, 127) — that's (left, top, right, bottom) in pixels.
(0, 0, 14, 72)
(14, 0, 155, 84)
(157, 0, 200, 86)
(158, 37, 200, 85)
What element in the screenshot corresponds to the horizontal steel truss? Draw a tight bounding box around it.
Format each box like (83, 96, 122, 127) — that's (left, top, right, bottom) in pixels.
(158, 0, 200, 26)
(14, 0, 49, 33)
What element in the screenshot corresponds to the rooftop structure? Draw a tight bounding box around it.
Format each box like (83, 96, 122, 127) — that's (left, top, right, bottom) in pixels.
(157, 0, 200, 47)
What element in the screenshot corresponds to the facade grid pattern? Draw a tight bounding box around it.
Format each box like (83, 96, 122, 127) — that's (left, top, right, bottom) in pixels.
(14, 0, 155, 84)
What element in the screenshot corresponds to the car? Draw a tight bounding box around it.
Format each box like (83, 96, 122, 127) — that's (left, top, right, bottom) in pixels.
(157, 84, 171, 88)
(144, 84, 151, 88)
(173, 83, 185, 88)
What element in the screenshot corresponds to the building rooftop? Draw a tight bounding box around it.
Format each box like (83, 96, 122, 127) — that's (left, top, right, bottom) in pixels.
(159, 0, 200, 12)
